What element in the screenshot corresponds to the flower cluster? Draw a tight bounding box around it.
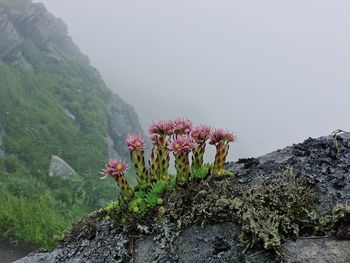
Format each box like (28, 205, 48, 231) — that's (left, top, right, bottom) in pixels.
(101, 118, 236, 199)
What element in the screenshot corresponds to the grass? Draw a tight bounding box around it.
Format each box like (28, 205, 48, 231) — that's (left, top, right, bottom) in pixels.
(0, 189, 68, 249)
(0, 36, 122, 247)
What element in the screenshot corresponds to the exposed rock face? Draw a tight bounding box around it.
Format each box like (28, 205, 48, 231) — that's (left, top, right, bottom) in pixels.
(0, 0, 145, 161)
(48, 155, 77, 179)
(227, 134, 350, 215)
(106, 93, 145, 158)
(105, 134, 120, 159)
(0, 8, 21, 59)
(283, 238, 350, 263)
(0, 0, 85, 62)
(16, 133, 350, 263)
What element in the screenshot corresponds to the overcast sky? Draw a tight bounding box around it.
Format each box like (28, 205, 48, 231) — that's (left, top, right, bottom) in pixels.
(35, 0, 350, 161)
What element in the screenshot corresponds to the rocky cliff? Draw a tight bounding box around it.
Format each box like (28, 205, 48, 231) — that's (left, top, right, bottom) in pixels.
(0, 0, 145, 248)
(0, 0, 144, 163)
(16, 133, 350, 263)
(0, 0, 85, 64)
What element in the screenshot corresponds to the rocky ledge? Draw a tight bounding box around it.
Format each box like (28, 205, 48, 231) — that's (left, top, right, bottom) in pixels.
(16, 133, 350, 263)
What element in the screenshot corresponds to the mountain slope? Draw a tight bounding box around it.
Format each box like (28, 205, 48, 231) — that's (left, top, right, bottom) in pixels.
(0, 0, 143, 248)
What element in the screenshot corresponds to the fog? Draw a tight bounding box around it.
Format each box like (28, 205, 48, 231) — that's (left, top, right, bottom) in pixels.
(35, 0, 350, 161)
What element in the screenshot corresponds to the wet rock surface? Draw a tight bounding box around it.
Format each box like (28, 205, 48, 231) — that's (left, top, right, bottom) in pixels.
(15, 221, 129, 263)
(282, 238, 350, 263)
(0, 8, 21, 59)
(16, 134, 350, 262)
(106, 93, 145, 158)
(228, 134, 350, 215)
(133, 222, 273, 263)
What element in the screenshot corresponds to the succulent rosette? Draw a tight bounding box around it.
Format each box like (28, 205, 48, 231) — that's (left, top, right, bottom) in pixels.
(168, 135, 196, 184)
(191, 125, 211, 169)
(101, 160, 134, 199)
(126, 134, 149, 185)
(149, 120, 173, 180)
(209, 129, 236, 175)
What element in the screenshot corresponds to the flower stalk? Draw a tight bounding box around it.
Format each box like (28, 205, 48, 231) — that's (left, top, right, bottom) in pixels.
(168, 135, 196, 185)
(209, 129, 236, 175)
(149, 120, 173, 180)
(191, 125, 211, 169)
(101, 160, 134, 199)
(126, 134, 149, 185)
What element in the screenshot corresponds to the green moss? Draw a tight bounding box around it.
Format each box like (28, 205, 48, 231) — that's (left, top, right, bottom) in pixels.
(100, 200, 121, 214)
(229, 170, 318, 258)
(332, 204, 350, 239)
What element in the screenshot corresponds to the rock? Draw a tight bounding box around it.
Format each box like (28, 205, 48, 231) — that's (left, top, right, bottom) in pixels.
(15, 221, 129, 263)
(227, 134, 350, 215)
(48, 155, 77, 179)
(0, 0, 146, 163)
(282, 238, 350, 263)
(0, 8, 22, 59)
(18, 134, 350, 263)
(106, 93, 145, 158)
(6, 1, 85, 62)
(105, 134, 120, 159)
(63, 108, 76, 121)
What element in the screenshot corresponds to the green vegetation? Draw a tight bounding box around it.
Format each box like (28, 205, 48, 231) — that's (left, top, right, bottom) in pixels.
(235, 170, 317, 258)
(0, 37, 120, 247)
(128, 178, 176, 214)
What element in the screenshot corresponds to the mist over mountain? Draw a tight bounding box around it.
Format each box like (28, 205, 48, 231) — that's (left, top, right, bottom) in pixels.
(1, 1, 349, 262)
(35, 0, 350, 161)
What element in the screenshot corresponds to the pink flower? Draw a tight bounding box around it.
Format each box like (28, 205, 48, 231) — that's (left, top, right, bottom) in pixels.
(191, 125, 211, 143)
(149, 120, 174, 135)
(126, 134, 145, 152)
(101, 159, 128, 179)
(209, 129, 237, 145)
(172, 118, 193, 135)
(168, 136, 197, 154)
